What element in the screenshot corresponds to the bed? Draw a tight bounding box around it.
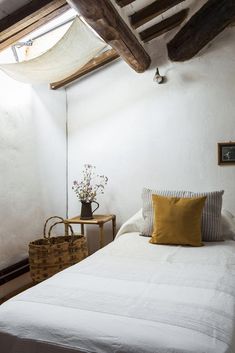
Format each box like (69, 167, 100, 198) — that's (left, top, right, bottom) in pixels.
(1, 210, 235, 353)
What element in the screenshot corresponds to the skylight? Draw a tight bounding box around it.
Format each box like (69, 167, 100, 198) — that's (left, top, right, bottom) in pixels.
(0, 7, 110, 87)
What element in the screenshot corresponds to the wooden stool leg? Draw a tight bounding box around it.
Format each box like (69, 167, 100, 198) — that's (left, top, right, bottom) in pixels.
(99, 224, 104, 248)
(64, 223, 69, 236)
(81, 224, 85, 235)
(112, 215, 116, 240)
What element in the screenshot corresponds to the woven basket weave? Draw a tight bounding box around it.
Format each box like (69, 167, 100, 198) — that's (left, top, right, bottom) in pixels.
(29, 216, 88, 283)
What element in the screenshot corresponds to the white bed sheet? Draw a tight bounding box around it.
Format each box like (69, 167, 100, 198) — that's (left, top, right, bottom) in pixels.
(1, 228, 235, 353)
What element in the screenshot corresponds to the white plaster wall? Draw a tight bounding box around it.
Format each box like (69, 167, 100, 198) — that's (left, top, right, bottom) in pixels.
(0, 72, 66, 271)
(67, 27, 235, 237)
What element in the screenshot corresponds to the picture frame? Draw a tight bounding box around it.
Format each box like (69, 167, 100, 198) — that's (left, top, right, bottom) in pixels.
(218, 142, 235, 165)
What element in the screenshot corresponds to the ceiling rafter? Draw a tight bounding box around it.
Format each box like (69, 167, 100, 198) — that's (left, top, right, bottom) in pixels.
(0, 0, 69, 52)
(139, 8, 189, 42)
(115, 0, 135, 8)
(68, 0, 151, 73)
(130, 0, 186, 29)
(50, 48, 120, 89)
(167, 0, 235, 61)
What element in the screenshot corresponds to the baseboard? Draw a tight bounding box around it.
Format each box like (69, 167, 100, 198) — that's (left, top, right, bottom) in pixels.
(0, 258, 29, 285)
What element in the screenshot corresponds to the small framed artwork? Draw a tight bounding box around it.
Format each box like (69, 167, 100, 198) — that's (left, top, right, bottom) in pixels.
(218, 142, 235, 165)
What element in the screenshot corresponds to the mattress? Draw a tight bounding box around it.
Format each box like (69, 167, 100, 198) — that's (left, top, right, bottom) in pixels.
(1, 229, 235, 353)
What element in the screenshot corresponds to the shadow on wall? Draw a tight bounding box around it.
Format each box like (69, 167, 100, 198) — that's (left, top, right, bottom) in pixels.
(66, 61, 161, 133)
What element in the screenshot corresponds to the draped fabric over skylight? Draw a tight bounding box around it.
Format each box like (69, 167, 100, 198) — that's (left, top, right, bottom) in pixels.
(0, 17, 107, 84)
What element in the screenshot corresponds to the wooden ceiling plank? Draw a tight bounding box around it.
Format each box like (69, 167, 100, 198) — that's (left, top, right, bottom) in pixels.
(67, 0, 151, 73)
(115, 0, 135, 8)
(50, 49, 120, 90)
(0, 0, 67, 37)
(140, 8, 189, 42)
(130, 0, 186, 29)
(167, 0, 235, 61)
(0, 4, 70, 51)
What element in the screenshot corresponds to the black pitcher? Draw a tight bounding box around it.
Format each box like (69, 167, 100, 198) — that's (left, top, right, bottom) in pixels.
(80, 201, 99, 220)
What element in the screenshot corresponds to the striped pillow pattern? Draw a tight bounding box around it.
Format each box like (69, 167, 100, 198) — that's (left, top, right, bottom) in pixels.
(191, 190, 224, 241)
(141, 188, 224, 241)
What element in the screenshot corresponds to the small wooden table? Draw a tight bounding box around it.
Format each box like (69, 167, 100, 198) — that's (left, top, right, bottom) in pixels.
(64, 215, 116, 249)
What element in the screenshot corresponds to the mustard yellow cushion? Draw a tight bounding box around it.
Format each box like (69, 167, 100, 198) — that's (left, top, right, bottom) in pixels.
(150, 194, 207, 247)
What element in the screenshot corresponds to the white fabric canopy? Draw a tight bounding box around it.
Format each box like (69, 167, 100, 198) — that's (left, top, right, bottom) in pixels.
(0, 17, 107, 84)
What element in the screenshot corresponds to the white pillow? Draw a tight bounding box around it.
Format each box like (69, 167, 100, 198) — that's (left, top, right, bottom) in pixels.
(221, 209, 235, 239)
(116, 209, 143, 239)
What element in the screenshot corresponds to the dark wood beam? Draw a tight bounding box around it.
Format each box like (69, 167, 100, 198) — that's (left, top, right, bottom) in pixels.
(115, 0, 135, 7)
(140, 9, 188, 42)
(0, 0, 70, 51)
(167, 0, 235, 62)
(130, 0, 186, 29)
(50, 49, 120, 89)
(0, 0, 56, 32)
(67, 0, 151, 73)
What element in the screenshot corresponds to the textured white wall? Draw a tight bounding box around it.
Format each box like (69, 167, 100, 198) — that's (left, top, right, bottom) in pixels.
(0, 72, 66, 270)
(67, 27, 235, 235)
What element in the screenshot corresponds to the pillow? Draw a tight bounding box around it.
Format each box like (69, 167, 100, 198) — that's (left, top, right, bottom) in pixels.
(221, 209, 235, 240)
(141, 188, 192, 237)
(141, 188, 224, 241)
(116, 209, 144, 239)
(191, 190, 224, 241)
(150, 194, 206, 246)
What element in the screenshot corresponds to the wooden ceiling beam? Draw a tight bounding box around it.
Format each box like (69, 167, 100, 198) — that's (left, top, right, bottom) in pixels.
(67, 0, 151, 73)
(115, 0, 135, 8)
(167, 0, 235, 61)
(50, 48, 120, 89)
(130, 0, 186, 29)
(140, 9, 188, 42)
(0, 0, 62, 33)
(0, 0, 69, 51)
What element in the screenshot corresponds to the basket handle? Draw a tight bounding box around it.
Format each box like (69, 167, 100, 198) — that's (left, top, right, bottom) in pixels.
(46, 221, 75, 243)
(43, 216, 65, 237)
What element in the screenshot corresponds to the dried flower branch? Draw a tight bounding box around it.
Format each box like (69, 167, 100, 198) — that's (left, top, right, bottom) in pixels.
(72, 164, 108, 203)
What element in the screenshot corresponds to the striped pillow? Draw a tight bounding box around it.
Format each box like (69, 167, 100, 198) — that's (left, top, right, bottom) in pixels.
(141, 188, 224, 241)
(190, 190, 224, 241)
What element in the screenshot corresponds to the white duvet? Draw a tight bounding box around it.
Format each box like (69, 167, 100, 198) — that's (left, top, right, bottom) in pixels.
(1, 211, 235, 353)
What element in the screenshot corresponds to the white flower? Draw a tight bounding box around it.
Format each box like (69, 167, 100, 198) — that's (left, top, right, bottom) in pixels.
(72, 165, 108, 202)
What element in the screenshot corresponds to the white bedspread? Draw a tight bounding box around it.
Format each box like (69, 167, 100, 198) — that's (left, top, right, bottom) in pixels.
(1, 221, 235, 353)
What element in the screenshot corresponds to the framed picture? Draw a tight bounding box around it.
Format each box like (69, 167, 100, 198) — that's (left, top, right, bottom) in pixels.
(218, 142, 235, 165)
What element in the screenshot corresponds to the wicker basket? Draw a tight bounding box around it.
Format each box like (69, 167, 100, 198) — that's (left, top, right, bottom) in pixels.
(29, 216, 88, 283)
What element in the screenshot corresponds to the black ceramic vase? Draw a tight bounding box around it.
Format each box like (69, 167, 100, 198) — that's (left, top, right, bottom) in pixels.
(80, 201, 99, 220)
